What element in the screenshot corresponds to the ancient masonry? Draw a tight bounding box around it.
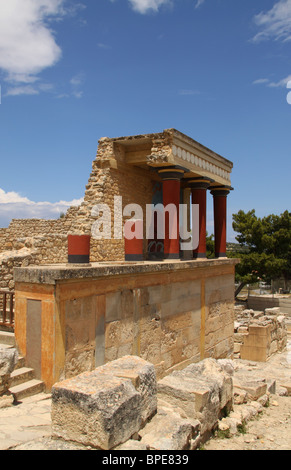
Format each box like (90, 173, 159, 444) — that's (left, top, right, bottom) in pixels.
(1, 128, 241, 390)
(0, 129, 234, 290)
(234, 306, 288, 361)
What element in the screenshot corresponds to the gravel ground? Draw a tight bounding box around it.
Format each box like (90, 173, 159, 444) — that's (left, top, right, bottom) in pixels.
(204, 394, 291, 450)
(204, 337, 291, 451)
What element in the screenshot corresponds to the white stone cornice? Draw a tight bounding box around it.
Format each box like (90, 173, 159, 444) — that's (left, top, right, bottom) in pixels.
(172, 142, 232, 185)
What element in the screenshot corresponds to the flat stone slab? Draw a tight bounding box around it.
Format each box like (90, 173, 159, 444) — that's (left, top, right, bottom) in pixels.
(280, 383, 291, 396)
(51, 356, 157, 450)
(139, 404, 201, 450)
(157, 359, 233, 437)
(14, 258, 239, 285)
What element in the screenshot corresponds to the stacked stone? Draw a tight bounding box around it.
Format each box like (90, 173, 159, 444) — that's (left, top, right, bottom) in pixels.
(234, 307, 287, 360)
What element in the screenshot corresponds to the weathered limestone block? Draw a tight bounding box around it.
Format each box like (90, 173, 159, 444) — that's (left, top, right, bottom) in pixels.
(51, 356, 157, 450)
(157, 359, 233, 437)
(233, 377, 267, 401)
(139, 404, 201, 451)
(279, 383, 291, 396)
(0, 348, 18, 407)
(265, 307, 281, 316)
(115, 440, 149, 450)
(96, 355, 157, 425)
(0, 348, 18, 380)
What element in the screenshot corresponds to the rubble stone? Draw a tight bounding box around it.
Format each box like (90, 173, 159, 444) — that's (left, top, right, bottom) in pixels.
(139, 404, 201, 450)
(157, 358, 233, 437)
(51, 356, 157, 450)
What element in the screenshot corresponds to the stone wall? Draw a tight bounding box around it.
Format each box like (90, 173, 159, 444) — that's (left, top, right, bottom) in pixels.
(234, 306, 287, 361)
(247, 295, 291, 316)
(0, 234, 69, 291)
(0, 138, 158, 289)
(14, 259, 237, 389)
(69, 140, 157, 261)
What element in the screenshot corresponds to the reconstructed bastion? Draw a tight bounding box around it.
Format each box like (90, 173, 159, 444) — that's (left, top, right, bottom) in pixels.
(1, 129, 239, 390)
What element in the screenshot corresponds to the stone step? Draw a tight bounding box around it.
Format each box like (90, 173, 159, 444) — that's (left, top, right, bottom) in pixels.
(15, 356, 26, 370)
(0, 342, 14, 350)
(10, 367, 35, 388)
(0, 331, 15, 347)
(9, 379, 45, 402)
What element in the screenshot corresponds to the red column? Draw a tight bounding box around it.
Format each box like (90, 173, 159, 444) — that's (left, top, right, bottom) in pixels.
(124, 219, 143, 261)
(68, 234, 91, 264)
(210, 187, 231, 258)
(190, 178, 212, 259)
(158, 168, 184, 260)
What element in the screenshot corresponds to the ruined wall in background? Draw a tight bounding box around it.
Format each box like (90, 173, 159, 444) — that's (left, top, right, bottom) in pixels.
(0, 138, 158, 288)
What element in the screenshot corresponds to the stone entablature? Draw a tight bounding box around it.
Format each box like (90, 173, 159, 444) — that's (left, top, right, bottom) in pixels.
(102, 128, 233, 186)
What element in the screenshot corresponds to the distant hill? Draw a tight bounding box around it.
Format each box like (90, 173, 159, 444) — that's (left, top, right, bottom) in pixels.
(226, 242, 250, 254)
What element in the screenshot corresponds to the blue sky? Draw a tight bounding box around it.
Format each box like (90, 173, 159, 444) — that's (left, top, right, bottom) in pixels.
(0, 0, 290, 242)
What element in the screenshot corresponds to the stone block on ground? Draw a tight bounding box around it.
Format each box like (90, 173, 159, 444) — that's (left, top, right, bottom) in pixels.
(265, 307, 281, 316)
(0, 348, 18, 377)
(115, 440, 149, 450)
(51, 356, 157, 450)
(157, 359, 233, 437)
(139, 404, 201, 450)
(279, 383, 291, 397)
(0, 393, 14, 408)
(96, 355, 157, 425)
(0, 348, 18, 401)
(233, 378, 267, 401)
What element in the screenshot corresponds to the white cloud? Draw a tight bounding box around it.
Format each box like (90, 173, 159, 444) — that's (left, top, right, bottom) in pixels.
(0, 188, 83, 227)
(253, 0, 291, 42)
(252, 78, 270, 85)
(5, 85, 40, 96)
(252, 74, 291, 88)
(0, 0, 65, 85)
(178, 89, 201, 96)
(127, 0, 171, 14)
(97, 43, 112, 50)
(268, 74, 291, 87)
(70, 73, 85, 99)
(0, 189, 32, 205)
(195, 0, 205, 9)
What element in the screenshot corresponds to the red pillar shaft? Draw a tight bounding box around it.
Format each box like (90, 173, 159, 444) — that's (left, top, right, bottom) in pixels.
(211, 188, 230, 258)
(68, 235, 91, 264)
(163, 179, 180, 259)
(191, 188, 207, 258)
(124, 219, 143, 261)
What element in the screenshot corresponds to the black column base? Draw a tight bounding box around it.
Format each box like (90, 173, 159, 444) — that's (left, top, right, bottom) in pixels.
(68, 255, 90, 264)
(125, 254, 143, 262)
(164, 253, 180, 260)
(215, 253, 227, 258)
(193, 253, 207, 259)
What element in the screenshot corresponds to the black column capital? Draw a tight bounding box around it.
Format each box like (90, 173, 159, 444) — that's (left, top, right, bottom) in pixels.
(210, 185, 233, 197)
(187, 177, 214, 190)
(157, 166, 185, 181)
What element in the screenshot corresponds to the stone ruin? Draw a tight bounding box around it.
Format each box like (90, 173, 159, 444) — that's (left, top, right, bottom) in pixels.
(0, 348, 18, 408)
(50, 354, 278, 451)
(234, 306, 288, 362)
(1, 128, 235, 293)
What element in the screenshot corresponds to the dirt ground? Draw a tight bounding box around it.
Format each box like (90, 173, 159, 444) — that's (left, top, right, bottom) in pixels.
(204, 394, 291, 450)
(204, 338, 291, 451)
